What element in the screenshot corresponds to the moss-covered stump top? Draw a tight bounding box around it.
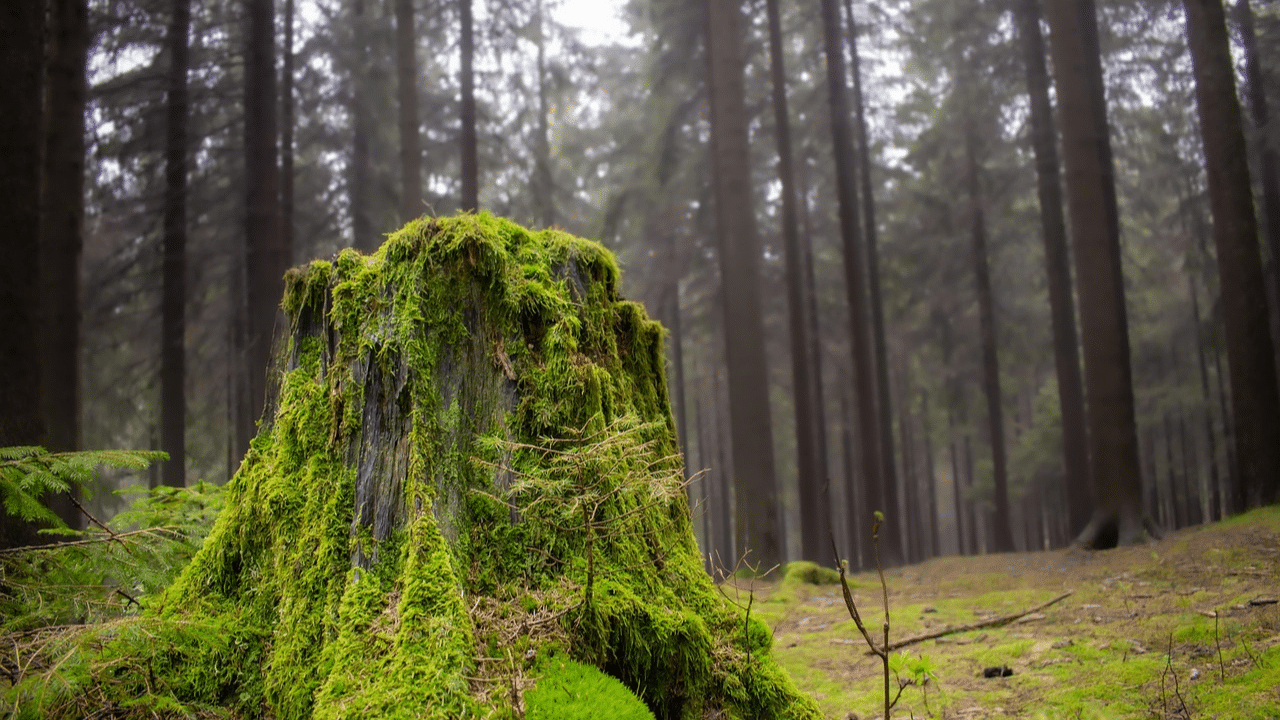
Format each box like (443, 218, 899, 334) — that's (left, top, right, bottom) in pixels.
(93, 215, 819, 719)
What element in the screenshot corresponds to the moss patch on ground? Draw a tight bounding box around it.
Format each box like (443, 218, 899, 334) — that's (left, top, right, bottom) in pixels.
(5, 214, 820, 720)
(759, 505, 1280, 718)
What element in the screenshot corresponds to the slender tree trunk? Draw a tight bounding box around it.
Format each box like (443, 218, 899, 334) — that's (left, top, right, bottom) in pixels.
(1185, 0, 1280, 509)
(1014, 0, 1092, 537)
(962, 431, 978, 553)
(964, 128, 1016, 552)
(796, 146, 832, 538)
(1237, 0, 1280, 383)
(38, 0, 89, 528)
(0, 0, 46, 547)
(533, 0, 555, 228)
(843, 0, 899, 542)
(161, 0, 190, 488)
(1043, 0, 1150, 547)
(351, 0, 373, 250)
(818, 0, 897, 567)
(244, 0, 282, 436)
(705, 0, 782, 569)
(396, 0, 421, 223)
(921, 389, 940, 557)
(281, 0, 295, 262)
(896, 370, 919, 561)
(840, 388, 865, 567)
(767, 0, 829, 562)
(460, 0, 478, 212)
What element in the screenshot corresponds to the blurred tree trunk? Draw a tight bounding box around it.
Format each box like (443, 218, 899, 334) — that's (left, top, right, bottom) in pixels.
(161, 0, 190, 488)
(964, 127, 1015, 553)
(351, 0, 373, 250)
(0, 0, 46, 547)
(1044, 0, 1150, 547)
(460, 0, 478, 212)
(396, 0, 421, 223)
(39, 0, 89, 526)
(282, 0, 295, 260)
(1013, 0, 1092, 538)
(533, 0, 555, 228)
(705, 0, 781, 568)
(921, 389, 940, 557)
(244, 0, 282, 441)
(767, 0, 829, 562)
(1185, 0, 1280, 509)
(1236, 0, 1280, 383)
(817, 0, 897, 567)
(843, 0, 899, 552)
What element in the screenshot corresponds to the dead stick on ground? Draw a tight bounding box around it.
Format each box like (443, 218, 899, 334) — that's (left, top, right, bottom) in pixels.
(878, 590, 1075, 653)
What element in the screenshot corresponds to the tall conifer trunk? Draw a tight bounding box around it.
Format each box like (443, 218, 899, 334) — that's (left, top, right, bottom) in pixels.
(817, 0, 898, 567)
(1043, 0, 1151, 546)
(705, 0, 782, 568)
(351, 0, 373, 250)
(161, 0, 190, 487)
(396, 0, 422, 223)
(1237, 0, 1280, 383)
(244, 0, 283, 436)
(282, 0, 295, 261)
(1014, 0, 1092, 537)
(767, 0, 829, 562)
(460, 0, 478, 212)
(1184, 0, 1280, 508)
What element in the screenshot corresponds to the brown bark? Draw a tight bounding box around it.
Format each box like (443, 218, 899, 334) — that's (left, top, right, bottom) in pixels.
(705, 0, 781, 568)
(1043, 0, 1149, 547)
(460, 0, 478, 212)
(351, 0, 373, 250)
(161, 0, 190, 488)
(39, 0, 89, 526)
(964, 128, 1015, 553)
(1014, 0, 1092, 537)
(1236, 0, 1280, 384)
(1184, 0, 1280, 509)
(533, 0, 554, 228)
(282, 0, 295, 262)
(0, 0, 46, 547)
(767, 0, 829, 562)
(817, 0, 898, 567)
(244, 0, 283, 441)
(396, 0, 422, 223)
(843, 0, 899, 549)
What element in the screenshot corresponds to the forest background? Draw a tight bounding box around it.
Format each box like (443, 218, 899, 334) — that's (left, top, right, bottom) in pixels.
(3, 0, 1280, 573)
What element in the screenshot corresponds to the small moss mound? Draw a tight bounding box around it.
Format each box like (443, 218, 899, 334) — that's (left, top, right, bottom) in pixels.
(10, 214, 820, 720)
(782, 561, 842, 586)
(526, 655, 656, 720)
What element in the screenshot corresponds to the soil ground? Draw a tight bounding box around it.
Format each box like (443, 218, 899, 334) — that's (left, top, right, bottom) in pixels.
(732, 505, 1280, 720)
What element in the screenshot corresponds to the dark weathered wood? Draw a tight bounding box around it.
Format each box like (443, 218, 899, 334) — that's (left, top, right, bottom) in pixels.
(161, 0, 189, 488)
(395, 0, 421, 223)
(460, 0, 478, 212)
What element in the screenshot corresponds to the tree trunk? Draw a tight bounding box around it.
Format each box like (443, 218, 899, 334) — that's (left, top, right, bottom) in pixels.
(281, 0, 295, 262)
(161, 0, 190, 488)
(843, 0, 899, 550)
(244, 0, 282, 440)
(705, 0, 782, 569)
(1184, 0, 1280, 509)
(1014, 0, 1092, 538)
(0, 0, 47, 548)
(533, 0, 555, 228)
(767, 0, 829, 563)
(921, 389, 940, 557)
(964, 127, 1016, 553)
(1236, 0, 1280, 384)
(460, 0, 478, 212)
(351, 0, 373, 250)
(817, 0, 897, 567)
(396, 0, 422, 223)
(38, 0, 89, 527)
(1043, 0, 1150, 547)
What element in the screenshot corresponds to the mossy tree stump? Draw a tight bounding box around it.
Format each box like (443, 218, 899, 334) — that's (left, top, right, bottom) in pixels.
(144, 215, 818, 719)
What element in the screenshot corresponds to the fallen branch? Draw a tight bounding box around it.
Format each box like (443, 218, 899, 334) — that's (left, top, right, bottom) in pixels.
(881, 590, 1074, 652)
(0, 527, 179, 555)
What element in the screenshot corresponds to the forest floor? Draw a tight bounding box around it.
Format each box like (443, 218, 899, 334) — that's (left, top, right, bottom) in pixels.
(731, 505, 1280, 720)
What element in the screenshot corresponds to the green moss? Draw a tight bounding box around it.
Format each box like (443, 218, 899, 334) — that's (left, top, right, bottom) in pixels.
(13, 214, 819, 720)
(526, 655, 657, 720)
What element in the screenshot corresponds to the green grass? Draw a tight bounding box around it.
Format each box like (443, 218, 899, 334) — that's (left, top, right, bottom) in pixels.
(525, 656, 656, 720)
